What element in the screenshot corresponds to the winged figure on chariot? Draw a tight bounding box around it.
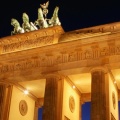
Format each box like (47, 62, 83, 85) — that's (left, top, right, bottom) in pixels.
(11, 1, 61, 35)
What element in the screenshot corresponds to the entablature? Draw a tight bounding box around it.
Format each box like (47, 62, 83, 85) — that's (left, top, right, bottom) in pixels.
(1, 22, 120, 81)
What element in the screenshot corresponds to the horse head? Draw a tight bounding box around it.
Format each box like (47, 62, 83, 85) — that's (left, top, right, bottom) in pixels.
(11, 18, 24, 35)
(11, 18, 20, 28)
(49, 6, 61, 26)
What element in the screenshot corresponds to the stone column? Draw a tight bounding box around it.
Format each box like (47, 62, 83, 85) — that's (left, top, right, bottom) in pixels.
(90, 68, 107, 120)
(0, 85, 6, 120)
(3, 85, 13, 120)
(42, 74, 63, 120)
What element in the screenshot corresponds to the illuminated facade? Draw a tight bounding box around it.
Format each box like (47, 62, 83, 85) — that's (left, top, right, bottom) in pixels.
(0, 21, 120, 120)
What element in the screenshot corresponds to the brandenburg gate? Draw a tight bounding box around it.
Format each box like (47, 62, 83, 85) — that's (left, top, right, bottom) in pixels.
(0, 1, 120, 120)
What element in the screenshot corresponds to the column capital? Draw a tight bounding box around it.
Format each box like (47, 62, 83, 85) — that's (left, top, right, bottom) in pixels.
(90, 66, 108, 74)
(43, 72, 63, 80)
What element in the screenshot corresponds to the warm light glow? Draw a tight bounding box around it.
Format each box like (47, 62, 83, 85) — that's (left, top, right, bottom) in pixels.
(114, 81, 116, 84)
(72, 85, 76, 89)
(24, 90, 29, 95)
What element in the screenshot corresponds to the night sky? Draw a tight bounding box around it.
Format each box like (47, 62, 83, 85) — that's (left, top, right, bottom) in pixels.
(0, 0, 120, 38)
(0, 0, 120, 119)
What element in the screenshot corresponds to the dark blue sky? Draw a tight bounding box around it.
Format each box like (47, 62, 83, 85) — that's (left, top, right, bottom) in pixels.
(38, 107, 43, 120)
(82, 102, 120, 120)
(0, 0, 120, 38)
(82, 102, 91, 120)
(39, 102, 120, 120)
(39, 103, 90, 120)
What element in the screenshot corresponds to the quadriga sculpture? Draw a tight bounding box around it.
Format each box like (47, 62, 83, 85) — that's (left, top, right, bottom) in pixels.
(11, 1, 61, 35)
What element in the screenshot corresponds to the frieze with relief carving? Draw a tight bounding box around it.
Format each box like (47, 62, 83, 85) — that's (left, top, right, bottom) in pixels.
(2, 35, 54, 53)
(1, 44, 120, 73)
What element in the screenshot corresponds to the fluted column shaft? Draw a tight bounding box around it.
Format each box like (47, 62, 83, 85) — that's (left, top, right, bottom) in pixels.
(90, 70, 107, 120)
(3, 85, 13, 120)
(42, 74, 63, 120)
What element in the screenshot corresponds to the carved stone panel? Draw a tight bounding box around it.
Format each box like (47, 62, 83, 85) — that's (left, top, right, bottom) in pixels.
(69, 96, 75, 113)
(19, 100, 28, 116)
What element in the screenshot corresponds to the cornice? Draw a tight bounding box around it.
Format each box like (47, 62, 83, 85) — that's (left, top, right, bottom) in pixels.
(0, 23, 120, 78)
(0, 25, 64, 54)
(59, 21, 120, 42)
